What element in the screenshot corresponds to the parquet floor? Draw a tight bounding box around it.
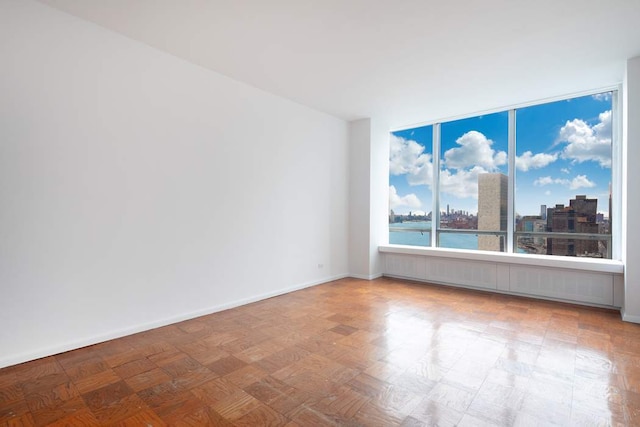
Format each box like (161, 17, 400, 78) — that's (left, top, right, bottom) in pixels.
(2, 277, 640, 426)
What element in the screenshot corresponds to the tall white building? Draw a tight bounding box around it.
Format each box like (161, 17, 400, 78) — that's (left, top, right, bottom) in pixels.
(478, 173, 508, 252)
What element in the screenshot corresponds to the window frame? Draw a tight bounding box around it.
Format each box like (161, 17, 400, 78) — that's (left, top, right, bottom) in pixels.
(389, 86, 621, 260)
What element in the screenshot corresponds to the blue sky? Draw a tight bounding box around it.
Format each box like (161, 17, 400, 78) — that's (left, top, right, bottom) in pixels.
(390, 92, 613, 217)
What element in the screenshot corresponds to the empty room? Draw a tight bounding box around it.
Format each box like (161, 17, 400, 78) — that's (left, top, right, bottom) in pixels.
(2, 0, 640, 425)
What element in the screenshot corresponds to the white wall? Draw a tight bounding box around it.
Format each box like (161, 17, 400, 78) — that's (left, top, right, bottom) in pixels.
(622, 56, 640, 322)
(348, 118, 387, 280)
(348, 119, 371, 278)
(369, 118, 390, 277)
(0, 0, 349, 368)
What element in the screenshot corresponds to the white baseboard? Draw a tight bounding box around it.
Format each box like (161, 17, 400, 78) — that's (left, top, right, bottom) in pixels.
(349, 273, 383, 280)
(622, 309, 640, 324)
(0, 273, 349, 369)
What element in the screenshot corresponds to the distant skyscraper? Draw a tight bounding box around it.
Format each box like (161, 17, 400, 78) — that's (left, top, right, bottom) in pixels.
(540, 204, 547, 220)
(478, 173, 508, 252)
(547, 195, 599, 256)
(570, 195, 597, 222)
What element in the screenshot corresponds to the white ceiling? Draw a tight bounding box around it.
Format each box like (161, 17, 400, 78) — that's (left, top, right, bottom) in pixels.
(38, 0, 640, 128)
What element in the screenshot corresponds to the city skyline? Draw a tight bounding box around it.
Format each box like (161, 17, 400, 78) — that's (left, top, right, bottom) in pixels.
(390, 92, 613, 218)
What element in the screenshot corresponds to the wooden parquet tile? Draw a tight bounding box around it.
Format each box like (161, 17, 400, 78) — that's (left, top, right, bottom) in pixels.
(3, 277, 640, 425)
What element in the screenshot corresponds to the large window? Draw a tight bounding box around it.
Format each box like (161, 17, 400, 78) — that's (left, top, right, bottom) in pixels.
(389, 125, 433, 247)
(389, 91, 615, 259)
(515, 93, 613, 257)
(439, 112, 508, 251)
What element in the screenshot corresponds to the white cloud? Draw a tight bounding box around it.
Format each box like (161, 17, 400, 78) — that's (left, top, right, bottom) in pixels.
(544, 190, 551, 196)
(443, 131, 506, 171)
(533, 174, 595, 190)
(406, 160, 434, 187)
(593, 110, 612, 139)
(390, 131, 508, 201)
(515, 151, 558, 172)
(569, 174, 596, 190)
(534, 176, 560, 186)
(389, 135, 434, 187)
(390, 135, 425, 175)
(440, 166, 489, 199)
(561, 168, 570, 174)
(559, 110, 611, 167)
(389, 185, 421, 209)
(592, 92, 612, 102)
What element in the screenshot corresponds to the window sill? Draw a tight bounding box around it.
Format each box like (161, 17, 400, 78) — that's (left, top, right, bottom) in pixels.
(378, 244, 624, 274)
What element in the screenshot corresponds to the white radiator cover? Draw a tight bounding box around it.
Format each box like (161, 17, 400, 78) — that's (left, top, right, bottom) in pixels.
(427, 258, 497, 290)
(382, 252, 623, 308)
(509, 265, 613, 305)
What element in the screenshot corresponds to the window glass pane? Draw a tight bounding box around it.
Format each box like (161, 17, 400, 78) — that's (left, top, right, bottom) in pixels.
(515, 92, 612, 258)
(389, 125, 433, 246)
(439, 112, 509, 251)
